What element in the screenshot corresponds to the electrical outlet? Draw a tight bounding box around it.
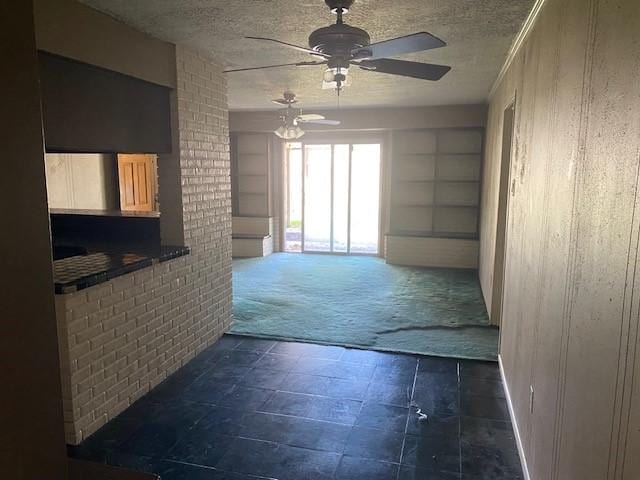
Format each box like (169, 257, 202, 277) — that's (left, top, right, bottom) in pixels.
(529, 385, 534, 413)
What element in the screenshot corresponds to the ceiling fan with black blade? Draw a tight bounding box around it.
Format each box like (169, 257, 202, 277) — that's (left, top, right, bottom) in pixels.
(224, 0, 451, 94)
(272, 91, 341, 140)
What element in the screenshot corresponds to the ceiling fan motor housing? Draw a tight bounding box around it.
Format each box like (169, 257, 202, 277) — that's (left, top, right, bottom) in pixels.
(309, 23, 370, 57)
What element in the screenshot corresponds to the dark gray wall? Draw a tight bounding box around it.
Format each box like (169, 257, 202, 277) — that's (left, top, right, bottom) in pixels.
(39, 52, 172, 153)
(0, 0, 68, 478)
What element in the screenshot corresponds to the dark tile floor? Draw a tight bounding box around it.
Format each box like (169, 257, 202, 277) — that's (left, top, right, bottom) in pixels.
(68, 335, 523, 480)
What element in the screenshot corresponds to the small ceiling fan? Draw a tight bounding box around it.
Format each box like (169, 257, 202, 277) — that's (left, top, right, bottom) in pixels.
(272, 91, 341, 140)
(224, 0, 451, 94)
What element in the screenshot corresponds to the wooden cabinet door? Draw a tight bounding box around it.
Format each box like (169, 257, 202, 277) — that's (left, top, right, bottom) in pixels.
(117, 154, 156, 212)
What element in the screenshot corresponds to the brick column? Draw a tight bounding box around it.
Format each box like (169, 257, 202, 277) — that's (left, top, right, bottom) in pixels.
(55, 46, 233, 444)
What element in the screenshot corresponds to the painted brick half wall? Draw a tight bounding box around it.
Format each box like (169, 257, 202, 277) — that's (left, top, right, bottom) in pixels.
(54, 46, 232, 444)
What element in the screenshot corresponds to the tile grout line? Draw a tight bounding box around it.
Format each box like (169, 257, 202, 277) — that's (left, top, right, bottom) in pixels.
(396, 357, 420, 480)
(333, 345, 356, 480)
(458, 360, 463, 479)
(240, 341, 380, 479)
(86, 339, 514, 479)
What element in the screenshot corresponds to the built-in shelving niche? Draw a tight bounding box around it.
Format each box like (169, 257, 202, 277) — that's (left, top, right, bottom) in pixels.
(232, 134, 271, 218)
(389, 128, 483, 240)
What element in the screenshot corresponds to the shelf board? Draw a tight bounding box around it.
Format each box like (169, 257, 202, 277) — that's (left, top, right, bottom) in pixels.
(392, 203, 434, 208)
(394, 152, 481, 157)
(391, 203, 478, 209)
(394, 152, 437, 156)
(386, 230, 479, 240)
(435, 180, 481, 184)
(388, 229, 432, 237)
(433, 204, 479, 209)
(394, 179, 436, 183)
(393, 179, 480, 184)
(437, 177, 481, 183)
(436, 152, 483, 156)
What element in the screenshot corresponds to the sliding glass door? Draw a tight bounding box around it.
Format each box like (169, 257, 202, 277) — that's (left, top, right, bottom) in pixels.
(289, 142, 380, 255)
(332, 145, 350, 253)
(303, 145, 333, 252)
(350, 144, 381, 254)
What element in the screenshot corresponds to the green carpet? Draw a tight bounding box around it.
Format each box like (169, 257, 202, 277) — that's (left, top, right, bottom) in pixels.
(232, 253, 498, 360)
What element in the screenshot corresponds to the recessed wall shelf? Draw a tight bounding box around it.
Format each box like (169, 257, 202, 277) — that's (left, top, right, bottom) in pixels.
(389, 128, 483, 239)
(232, 134, 271, 218)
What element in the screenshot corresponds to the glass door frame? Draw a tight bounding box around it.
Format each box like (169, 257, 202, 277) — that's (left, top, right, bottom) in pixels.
(296, 133, 384, 256)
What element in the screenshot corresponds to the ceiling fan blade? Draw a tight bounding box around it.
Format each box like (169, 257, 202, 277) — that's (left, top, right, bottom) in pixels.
(272, 99, 297, 105)
(245, 36, 329, 58)
(298, 119, 341, 126)
(358, 58, 451, 81)
(352, 32, 446, 60)
(296, 114, 325, 121)
(224, 60, 326, 73)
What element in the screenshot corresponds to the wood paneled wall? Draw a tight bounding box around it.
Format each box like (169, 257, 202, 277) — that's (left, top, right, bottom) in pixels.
(479, 0, 640, 478)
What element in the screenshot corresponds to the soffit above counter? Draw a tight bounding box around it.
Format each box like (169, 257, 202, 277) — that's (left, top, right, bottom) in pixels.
(33, 0, 176, 89)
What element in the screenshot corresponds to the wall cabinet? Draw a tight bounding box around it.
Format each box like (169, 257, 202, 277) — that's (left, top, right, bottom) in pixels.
(117, 154, 157, 212)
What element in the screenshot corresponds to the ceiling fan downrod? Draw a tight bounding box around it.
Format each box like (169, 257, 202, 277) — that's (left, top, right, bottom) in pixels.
(325, 0, 354, 20)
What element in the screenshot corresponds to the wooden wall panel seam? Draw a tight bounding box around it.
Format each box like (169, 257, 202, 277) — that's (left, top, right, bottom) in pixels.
(551, 1, 600, 477)
(608, 151, 640, 478)
(527, 4, 564, 464)
(621, 290, 640, 478)
(519, 19, 546, 455)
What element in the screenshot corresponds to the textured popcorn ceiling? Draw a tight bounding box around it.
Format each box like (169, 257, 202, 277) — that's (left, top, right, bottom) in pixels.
(79, 0, 534, 110)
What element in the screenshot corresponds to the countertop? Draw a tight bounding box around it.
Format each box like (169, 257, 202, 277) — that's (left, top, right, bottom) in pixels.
(50, 208, 160, 218)
(53, 245, 189, 294)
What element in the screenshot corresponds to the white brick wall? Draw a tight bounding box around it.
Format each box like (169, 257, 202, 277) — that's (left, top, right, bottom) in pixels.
(55, 46, 232, 444)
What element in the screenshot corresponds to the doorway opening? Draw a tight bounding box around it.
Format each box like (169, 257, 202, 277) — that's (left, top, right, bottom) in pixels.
(491, 100, 516, 328)
(284, 141, 381, 255)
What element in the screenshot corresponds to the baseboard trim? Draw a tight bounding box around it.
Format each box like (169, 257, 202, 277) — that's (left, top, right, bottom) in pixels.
(499, 354, 532, 480)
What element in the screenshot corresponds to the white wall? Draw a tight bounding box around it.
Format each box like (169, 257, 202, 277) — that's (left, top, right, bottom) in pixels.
(45, 153, 118, 210)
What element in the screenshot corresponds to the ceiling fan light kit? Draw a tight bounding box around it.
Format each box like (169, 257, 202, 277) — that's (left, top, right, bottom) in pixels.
(271, 91, 341, 140)
(275, 124, 305, 140)
(322, 66, 351, 90)
(224, 0, 452, 95)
